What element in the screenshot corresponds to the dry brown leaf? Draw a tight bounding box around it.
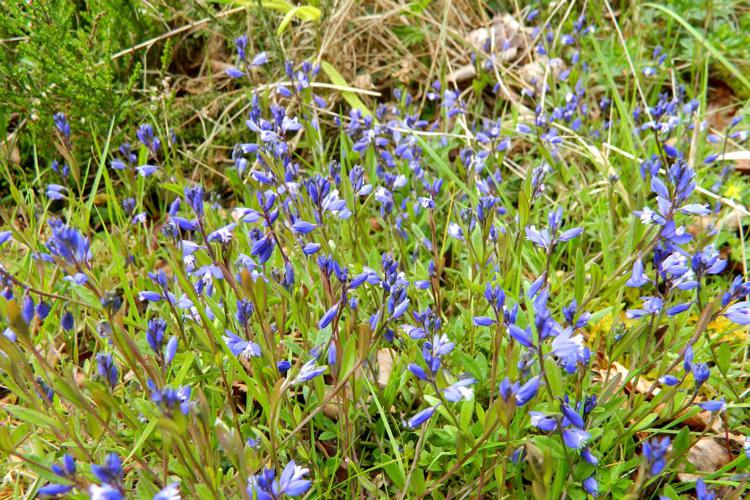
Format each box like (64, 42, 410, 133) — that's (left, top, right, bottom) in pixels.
(377, 348, 396, 388)
(677, 437, 731, 482)
(600, 361, 660, 397)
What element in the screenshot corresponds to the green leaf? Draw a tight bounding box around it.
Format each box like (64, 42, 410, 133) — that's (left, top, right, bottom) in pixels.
(645, 3, 750, 93)
(4, 405, 63, 431)
(320, 61, 372, 117)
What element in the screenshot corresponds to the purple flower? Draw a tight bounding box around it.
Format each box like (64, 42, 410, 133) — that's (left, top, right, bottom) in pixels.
(724, 301, 750, 324)
(679, 203, 710, 215)
(562, 427, 590, 449)
(697, 399, 726, 413)
(292, 359, 327, 385)
(408, 363, 429, 381)
(88, 483, 124, 499)
(626, 257, 650, 287)
(223, 331, 261, 359)
(318, 303, 339, 329)
(226, 67, 244, 78)
(514, 376, 541, 406)
(407, 404, 440, 428)
(626, 296, 663, 319)
(583, 476, 598, 497)
(149, 381, 192, 416)
(508, 324, 534, 348)
(53, 112, 70, 139)
(164, 336, 178, 366)
(207, 223, 237, 244)
(91, 453, 123, 487)
(550, 328, 585, 373)
(154, 483, 181, 500)
(693, 363, 710, 387)
(473, 316, 496, 326)
(96, 353, 118, 389)
(247, 460, 311, 499)
(695, 478, 716, 500)
(643, 436, 670, 475)
(659, 375, 680, 386)
(39, 483, 75, 496)
(581, 448, 598, 465)
(46, 184, 66, 200)
(61, 311, 74, 331)
(291, 220, 317, 234)
(443, 378, 476, 402)
(530, 411, 557, 432)
(250, 52, 268, 67)
(135, 164, 159, 177)
(525, 226, 551, 249)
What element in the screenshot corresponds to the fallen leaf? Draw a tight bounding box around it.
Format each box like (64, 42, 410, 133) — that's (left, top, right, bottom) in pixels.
(377, 348, 396, 388)
(677, 437, 731, 482)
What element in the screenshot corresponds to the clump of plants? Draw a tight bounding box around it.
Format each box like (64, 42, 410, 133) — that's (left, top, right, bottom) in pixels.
(1, 5, 749, 499)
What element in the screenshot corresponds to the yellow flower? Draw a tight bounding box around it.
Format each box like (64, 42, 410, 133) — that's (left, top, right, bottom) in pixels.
(707, 315, 748, 344)
(723, 184, 741, 200)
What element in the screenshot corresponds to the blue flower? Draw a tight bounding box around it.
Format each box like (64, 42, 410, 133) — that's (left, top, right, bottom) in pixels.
(697, 399, 726, 413)
(407, 404, 440, 428)
(626, 257, 650, 287)
(292, 359, 327, 385)
(234, 34, 247, 60)
(562, 427, 590, 450)
(529, 412, 557, 432)
(693, 363, 710, 387)
(91, 453, 123, 488)
(53, 112, 71, 139)
(659, 375, 681, 386)
(146, 318, 167, 354)
(223, 331, 261, 359)
(508, 324, 534, 348)
(88, 483, 124, 500)
(164, 336, 178, 366)
(318, 303, 339, 329)
(149, 381, 192, 416)
(550, 328, 585, 373)
(184, 185, 205, 218)
(236, 299, 255, 326)
(724, 301, 750, 324)
(695, 478, 716, 500)
(643, 436, 670, 475)
(247, 460, 311, 499)
(443, 378, 476, 402)
(154, 482, 181, 500)
(45, 221, 92, 266)
(46, 184, 66, 200)
(207, 223, 237, 244)
(226, 67, 244, 78)
(291, 220, 317, 234)
(583, 476, 598, 497)
(136, 164, 159, 177)
(39, 454, 77, 497)
(250, 51, 268, 67)
(407, 363, 429, 381)
(473, 316, 496, 327)
(626, 296, 663, 319)
(499, 376, 540, 407)
(136, 124, 160, 155)
(96, 353, 118, 389)
(38, 483, 74, 496)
